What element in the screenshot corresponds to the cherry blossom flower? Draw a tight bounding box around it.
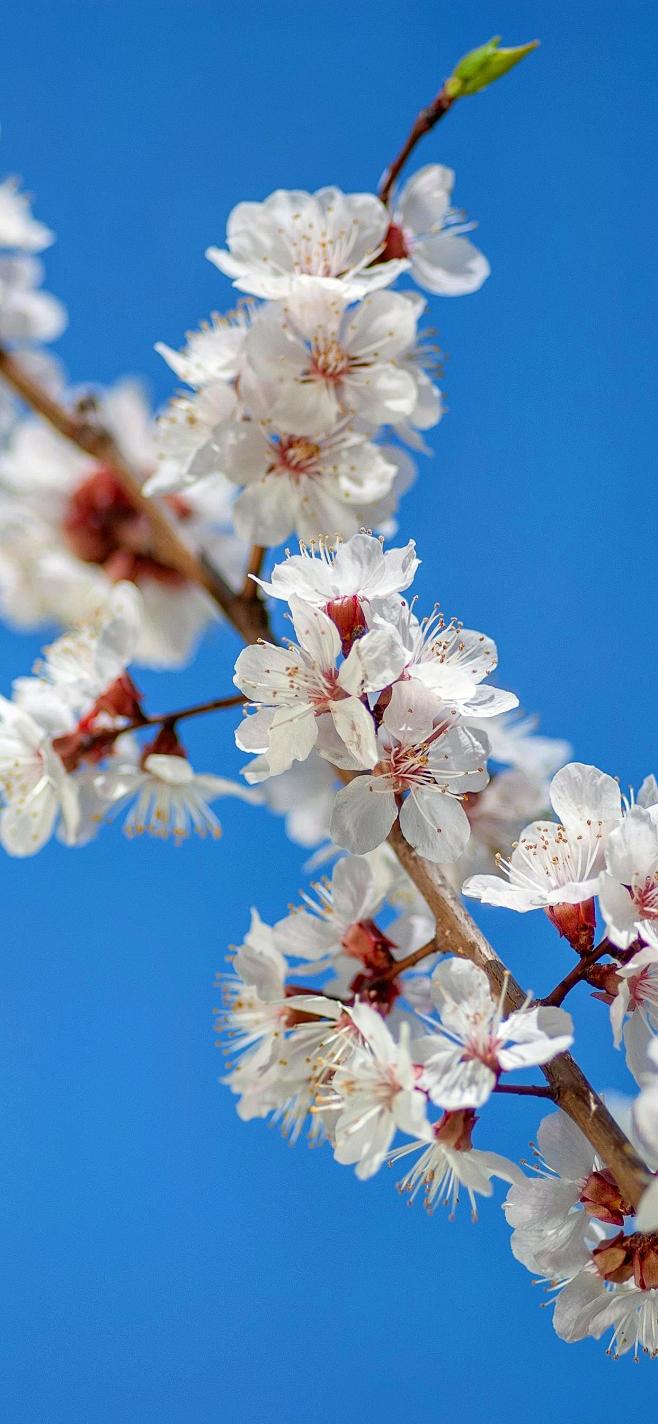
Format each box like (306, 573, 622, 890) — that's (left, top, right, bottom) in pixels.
(374, 603, 519, 721)
(189, 414, 402, 546)
(257, 753, 337, 848)
(0, 176, 54, 252)
(463, 762, 623, 914)
(0, 694, 78, 856)
(386, 164, 490, 295)
(244, 289, 423, 435)
(599, 806, 658, 951)
(255, 532, 419, 632)
(506, 1108, 658, 1359)
(504, 1110, 600, 1276)
(415, 959, 573, 1110)
(323, 1001, 429, 1179)
(330, 683, 490, 863)
(389, 1107, 523, 1218)
(0, 254, 66, 345)
(154, 303, 253, 389)
(92, 751, 259, 842)
(234, 596, 404, 779)
(607, 945, 658, 1049)
(206, 187, 408, 301)
(273, 855, 385, 964)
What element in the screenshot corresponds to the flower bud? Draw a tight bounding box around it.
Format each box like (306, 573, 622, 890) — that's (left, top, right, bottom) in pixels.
(324, 595, 368, 655)
(592, 1232, 635, 1284)
(633, 1235, 658, 1291)
(445, 36, 539, 100)
(545, 897, 596, 952)
(341, 918, 396, 974)
(579, 1169, 633, 1226)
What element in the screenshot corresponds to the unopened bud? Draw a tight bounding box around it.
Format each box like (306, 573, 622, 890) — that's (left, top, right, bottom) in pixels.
(545, 898, 596, 952)
(434, 1108, 477, 1152)
(341, 918, 396, 974)
(592, 1231, 635, 1284)
(324, 595, 367, 655)
(579, 1169, 633, 1226)
(633, 1235, 658, 1291)
(445, 36, 539, 100)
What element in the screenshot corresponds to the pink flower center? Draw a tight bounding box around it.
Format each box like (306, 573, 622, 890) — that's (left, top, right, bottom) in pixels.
(273, 437, 321, 481)
(63, 468, 190, 586)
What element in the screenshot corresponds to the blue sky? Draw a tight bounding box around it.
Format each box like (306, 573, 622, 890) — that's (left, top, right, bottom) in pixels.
(1, 2, 656, 1419)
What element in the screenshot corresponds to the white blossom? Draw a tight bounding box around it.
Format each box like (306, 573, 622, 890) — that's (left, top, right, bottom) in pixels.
(330, 683, 489, 863)
(206, 186, 408, 300)
(324, 1001, 429, 1179)
(234, 596, 403, 779)
(389, 164, 490, 296)
(0, 176, 54, 252)
(93, 751, 259, 842)
(599, 806, 658, 951)
(463, 762, 623, 912)
(244, 288, 424, 435)
(255, 532, 418, 614)
(0, 694, 78, 856)
(415, 959, 573, 1110)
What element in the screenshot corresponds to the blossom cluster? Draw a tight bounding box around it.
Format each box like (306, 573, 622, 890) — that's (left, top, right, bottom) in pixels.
(0, 110, 656, 1367)
(146, 168, 488, 545)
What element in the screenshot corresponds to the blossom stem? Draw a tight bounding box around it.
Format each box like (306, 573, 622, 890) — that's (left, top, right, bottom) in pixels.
(540, 940, 612, 1009)
(381, 938, 439, 979)
(378, 86, 455, 205)
(0, 345, 271, 645)
(386, 822, 652, 1210)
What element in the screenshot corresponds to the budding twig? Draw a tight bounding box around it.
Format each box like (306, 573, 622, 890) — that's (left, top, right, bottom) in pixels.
(378, 87, 454, 205)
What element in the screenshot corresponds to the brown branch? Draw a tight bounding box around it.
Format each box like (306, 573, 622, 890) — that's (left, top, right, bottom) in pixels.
(378, 87, 455, 205)
(0, 347, 650, 1210)
(540, 940, 612, 1008)
(0, 346, 270, 646)
(386, 824, 651, 1210)
(241, 546, 265, 600)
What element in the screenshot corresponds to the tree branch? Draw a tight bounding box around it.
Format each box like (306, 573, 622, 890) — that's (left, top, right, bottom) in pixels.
(386, 824, 651, 1210)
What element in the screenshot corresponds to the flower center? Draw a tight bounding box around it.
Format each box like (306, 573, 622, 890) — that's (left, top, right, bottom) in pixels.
(273, 437, 321, 481)
(62, 467, 190, 585)
(310, 337, 349, 382)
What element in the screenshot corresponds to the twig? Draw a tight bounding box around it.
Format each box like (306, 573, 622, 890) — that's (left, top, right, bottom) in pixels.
(379, 87, 455, 205)
(540, 940, 612, 1008)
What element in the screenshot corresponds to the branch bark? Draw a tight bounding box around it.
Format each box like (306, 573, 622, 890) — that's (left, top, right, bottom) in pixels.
(0, 348, 651, 1210)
